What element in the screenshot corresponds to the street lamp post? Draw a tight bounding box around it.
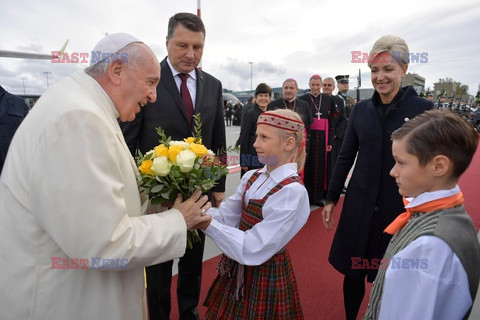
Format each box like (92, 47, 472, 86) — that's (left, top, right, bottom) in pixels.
(43, 71, 51, 88)
(249, 61, 253, 91)
(19, 76, 26, 95)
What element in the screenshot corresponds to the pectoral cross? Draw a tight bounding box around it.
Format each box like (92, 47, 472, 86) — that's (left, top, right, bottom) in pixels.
(316, 112, 322, 119)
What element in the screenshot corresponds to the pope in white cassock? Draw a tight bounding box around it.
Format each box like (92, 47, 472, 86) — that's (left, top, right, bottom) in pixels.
(0, 33, 211, 320)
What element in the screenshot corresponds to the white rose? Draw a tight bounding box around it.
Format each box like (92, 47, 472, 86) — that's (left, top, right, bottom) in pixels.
(151, 156, 171, 176)
(176, 150, 196, 173)
(170, 141, 190, 150)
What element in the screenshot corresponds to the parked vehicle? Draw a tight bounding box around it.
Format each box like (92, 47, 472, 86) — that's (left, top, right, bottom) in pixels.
(222, 93, 241, 107)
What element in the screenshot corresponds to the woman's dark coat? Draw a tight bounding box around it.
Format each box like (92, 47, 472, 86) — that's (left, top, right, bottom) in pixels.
(326, 86, 433, 281)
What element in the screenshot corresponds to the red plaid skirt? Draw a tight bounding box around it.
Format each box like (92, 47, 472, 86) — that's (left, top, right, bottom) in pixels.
(204, 171, 304, 319)
(203, 249, 303, 319)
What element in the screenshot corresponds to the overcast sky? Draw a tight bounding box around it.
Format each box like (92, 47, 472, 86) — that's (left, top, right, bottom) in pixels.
(1, 0, 479, 96)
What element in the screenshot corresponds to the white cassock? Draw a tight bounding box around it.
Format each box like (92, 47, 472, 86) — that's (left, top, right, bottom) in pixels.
(0, 71, 187, 320)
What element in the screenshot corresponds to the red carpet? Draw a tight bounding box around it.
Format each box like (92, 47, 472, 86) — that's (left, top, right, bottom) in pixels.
(167, 146, 480, 319)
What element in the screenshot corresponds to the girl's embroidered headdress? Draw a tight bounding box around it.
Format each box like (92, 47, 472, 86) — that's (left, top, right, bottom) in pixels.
(257, 112, 304, 132)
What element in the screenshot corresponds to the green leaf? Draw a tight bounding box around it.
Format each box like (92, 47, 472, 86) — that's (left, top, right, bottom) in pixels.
(155, 127, 171, 147)
(192, 114, 202, 142)
(161, 191, 171, 199)
(151, 184, 164, 193)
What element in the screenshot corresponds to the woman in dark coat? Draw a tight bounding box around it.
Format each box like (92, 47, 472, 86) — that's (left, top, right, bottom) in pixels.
(321, 35, 433, 320)
(238, 83, 272, 177)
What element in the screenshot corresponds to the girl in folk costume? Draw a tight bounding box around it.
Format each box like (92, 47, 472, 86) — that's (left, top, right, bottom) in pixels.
(201, 109, 310, 319)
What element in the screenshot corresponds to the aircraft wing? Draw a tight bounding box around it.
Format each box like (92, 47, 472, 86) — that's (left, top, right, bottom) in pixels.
(0, 50, 57, 60)
(0, 40, 68, 60)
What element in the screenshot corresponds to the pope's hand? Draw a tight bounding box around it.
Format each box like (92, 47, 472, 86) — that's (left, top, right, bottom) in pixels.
(173, 190, 211, 229)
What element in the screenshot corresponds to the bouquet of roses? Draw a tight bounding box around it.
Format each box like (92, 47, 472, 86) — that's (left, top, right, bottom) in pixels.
(137, 114, 228, 249)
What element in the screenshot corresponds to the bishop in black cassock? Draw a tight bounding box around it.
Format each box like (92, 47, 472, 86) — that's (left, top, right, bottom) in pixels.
(299, 75, 336, 205)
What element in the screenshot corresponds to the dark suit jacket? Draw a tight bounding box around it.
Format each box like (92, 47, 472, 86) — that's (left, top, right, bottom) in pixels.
(120, 58, 226, 192)
(326, 86, 433, 281)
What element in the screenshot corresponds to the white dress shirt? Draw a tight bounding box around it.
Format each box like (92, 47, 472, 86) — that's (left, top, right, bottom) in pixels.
(379, 186, 471, 320)
(204, 163, 310, 266)
(167, 57, 197, 108)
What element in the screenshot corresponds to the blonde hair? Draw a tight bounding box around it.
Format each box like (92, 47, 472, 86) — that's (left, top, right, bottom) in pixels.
(368, 35, 410, 68)
(265, 109, 306, 173)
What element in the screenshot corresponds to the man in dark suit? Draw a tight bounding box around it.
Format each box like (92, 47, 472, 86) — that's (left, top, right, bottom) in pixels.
(120, 13, 226, 320)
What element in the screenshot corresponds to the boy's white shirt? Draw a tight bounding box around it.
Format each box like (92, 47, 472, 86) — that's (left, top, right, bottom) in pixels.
(379, 186, 471, 320)
(204, 163, 310, 266)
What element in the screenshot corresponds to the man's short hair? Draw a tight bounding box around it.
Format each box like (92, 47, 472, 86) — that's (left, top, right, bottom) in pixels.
(283, 78, 298, 88)
(391, 109, 478, 178)
(168, 12, 206, 38)
(323, 77, 336, 86)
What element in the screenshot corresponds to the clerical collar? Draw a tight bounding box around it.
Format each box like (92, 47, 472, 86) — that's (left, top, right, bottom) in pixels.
(284, 97, 296, 103)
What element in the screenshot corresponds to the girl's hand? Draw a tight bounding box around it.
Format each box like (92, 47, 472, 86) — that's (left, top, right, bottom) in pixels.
(194, 215, 212, 230)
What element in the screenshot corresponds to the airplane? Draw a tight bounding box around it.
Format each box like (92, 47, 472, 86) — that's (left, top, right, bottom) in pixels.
(0, 40, 69, 60)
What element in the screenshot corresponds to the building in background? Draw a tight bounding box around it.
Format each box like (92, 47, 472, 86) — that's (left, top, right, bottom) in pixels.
(434, 78, 472, 103)
(401, 73, 425, 94)
(347, 88, 374, 101)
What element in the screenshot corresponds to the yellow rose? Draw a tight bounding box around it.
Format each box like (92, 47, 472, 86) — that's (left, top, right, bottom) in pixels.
(139, 160, 154, 175)
(151, 156, 171, 176)
(168, 145, 184, 164)
(154, 144, 169, 157)
(184, 137, 196, 144)
(176, 150, 196, 173)
(189, 143, 209, 157)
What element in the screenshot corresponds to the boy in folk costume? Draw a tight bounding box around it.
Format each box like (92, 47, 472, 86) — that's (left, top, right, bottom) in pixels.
(199, 109, 310, 319)
(364, 110, 480, 320)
